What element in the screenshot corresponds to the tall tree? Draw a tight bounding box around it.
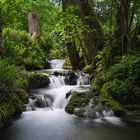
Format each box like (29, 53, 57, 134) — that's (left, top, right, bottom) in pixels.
(114, 0, 132, 55)
(62, 0, 81, 70)
(62, 0, 103, 66)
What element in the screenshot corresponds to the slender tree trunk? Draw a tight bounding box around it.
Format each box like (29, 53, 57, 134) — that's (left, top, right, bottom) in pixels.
(114, 0, 132, 55)
(62, 0, 81, 70)
(62, 0, 103, 66)
(28, 12, 40, 38)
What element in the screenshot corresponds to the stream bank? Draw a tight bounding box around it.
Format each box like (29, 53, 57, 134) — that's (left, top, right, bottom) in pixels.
(0, 59, 140, 140)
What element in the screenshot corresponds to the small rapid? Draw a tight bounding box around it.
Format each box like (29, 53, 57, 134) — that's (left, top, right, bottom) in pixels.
(0, 59, 140, 140)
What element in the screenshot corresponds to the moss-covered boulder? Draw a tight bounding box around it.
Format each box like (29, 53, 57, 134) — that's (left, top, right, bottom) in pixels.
(122, 111, 140, 124)
(0, 92, 28, 128)
(28, 72, 50, 89)
(63, 58, 72, 69)
(65, 92, 90, 114)
(100, 97, 125, 117)
(16, 89, 29, 105)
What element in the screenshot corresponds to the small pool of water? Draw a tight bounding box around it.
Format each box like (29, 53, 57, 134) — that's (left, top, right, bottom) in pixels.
(0, 109, 140, 140)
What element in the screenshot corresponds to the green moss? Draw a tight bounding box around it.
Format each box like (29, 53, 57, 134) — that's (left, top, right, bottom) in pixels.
(11, 95, 23, 115)
(91, 73, 105, 93)
(65, 92, 90, 114)
(100, 97, 124, 117)
(16, 89, 29, 105)
(28, 72, 50, 89)
(63, 58, 72, 69)
(83, 65, 93, 73)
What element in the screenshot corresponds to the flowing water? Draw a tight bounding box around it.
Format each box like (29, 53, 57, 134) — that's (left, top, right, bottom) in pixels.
(0, 60, 140, 140)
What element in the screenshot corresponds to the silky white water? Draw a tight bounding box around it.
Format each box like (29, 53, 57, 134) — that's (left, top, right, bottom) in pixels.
(0, 60, 140, 140)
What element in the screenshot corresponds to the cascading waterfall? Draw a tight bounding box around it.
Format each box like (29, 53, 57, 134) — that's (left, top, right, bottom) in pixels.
(49, 75, 65, 88)
(49, 59, 65, 69)
(82, 98, 114, 119)
(26, 59, 115, 119)
(76, 72, 90, 85)
(2, 59, 138, 140)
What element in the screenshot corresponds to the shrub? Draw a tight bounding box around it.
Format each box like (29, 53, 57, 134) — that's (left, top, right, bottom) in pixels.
(92, 53, 140, 112)
(83, 65, 93, 73)
(0, 59, 28, 126)
(100, 54, 140, 108)
(3, 28, 45, 69)
(0, 59, 27, 96)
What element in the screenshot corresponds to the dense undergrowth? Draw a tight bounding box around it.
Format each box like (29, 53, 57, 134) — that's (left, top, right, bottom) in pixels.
(92, 53, 140, 115)
(2, 28, 46, 70)
(0, 59, 28, 127)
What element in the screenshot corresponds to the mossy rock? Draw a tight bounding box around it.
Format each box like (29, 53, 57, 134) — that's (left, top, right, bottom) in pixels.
(63, 58, 72, 69)
(11, 95, 23, 116)
(122, 111, 140, 124)
(0, 94, 23, 127)
(16, 89, 29, 104)
(65, 92, 90, 114)
(25, 63, 43, 70)
(74, 108, 85, 117)
(101, 98, 125, 117)
(28, 72, 50, 89)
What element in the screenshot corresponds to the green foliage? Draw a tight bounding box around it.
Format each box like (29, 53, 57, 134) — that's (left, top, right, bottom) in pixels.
(102, 54, 140, 105)
(0, 59, 29, 125)
(2, 0, 63, 60)
(93, 54, 140, 112)
(100, 97, 124, 116)
(54, 5, 89, 62)
(83, 65, 93, 73)
(95, 40, 119, 72)
(0, 103, 14, 122)
(3, 28, 45, 69)
(63, 58, 72, 69)
(92, 73, 105, 93)
(28, 72, 50, 89)
(65, 92, 90, 114)
(105, 54, 140, 84)
(0, 59, 28, 96)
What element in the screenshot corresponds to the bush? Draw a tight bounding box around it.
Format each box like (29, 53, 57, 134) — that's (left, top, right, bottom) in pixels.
(92, 73, 105, 93)
(0, 59, 27, 96)
(3, 28, 45, 69)
(102, 54, 140, 105)
(0, 59, 28, 126)
(92, 54, 140, 112)
(83, 65, 93, 73)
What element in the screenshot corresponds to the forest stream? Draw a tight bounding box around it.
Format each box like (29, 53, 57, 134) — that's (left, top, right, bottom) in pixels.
(0, 60, 140, 140)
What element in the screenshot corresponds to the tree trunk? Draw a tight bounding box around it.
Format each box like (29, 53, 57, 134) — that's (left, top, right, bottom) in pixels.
(62, 0, 103, 66)
(62, 1, 81, 70)
(28, 12, 40, 38)
(114, 0, 132, 55)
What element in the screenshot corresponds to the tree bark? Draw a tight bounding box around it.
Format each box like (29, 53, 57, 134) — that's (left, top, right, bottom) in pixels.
(62, 0, 103, 66)
(114, 0, 132, 55)
(28, 12, 40, 38)
(62, 1, 81, 70)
